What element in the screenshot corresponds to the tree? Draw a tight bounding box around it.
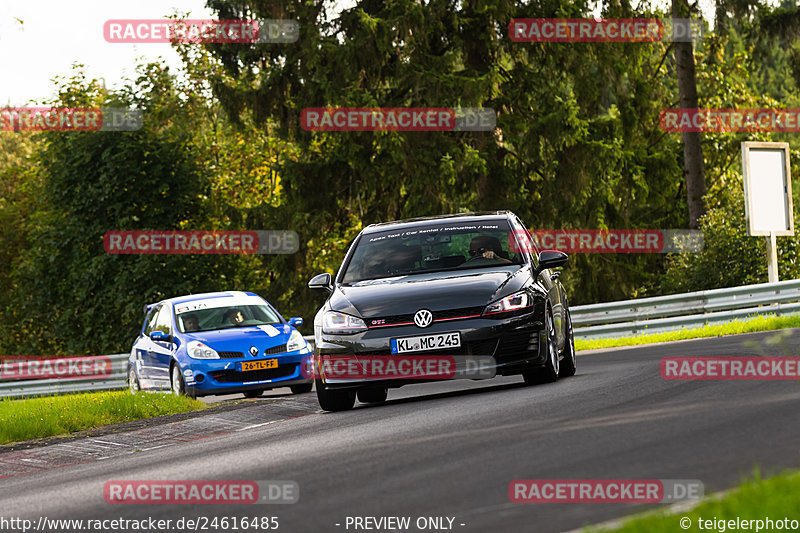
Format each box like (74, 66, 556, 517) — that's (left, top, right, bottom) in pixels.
(673, 0, 707, 229)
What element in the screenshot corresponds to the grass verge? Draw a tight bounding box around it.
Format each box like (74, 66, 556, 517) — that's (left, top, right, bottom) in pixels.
(0, 390, 206, 445)
(598, 469, 800, 532)
(575, 314, 800, 351)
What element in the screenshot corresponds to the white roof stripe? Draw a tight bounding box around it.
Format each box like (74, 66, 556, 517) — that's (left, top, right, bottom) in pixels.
(175, 295, 265, 314)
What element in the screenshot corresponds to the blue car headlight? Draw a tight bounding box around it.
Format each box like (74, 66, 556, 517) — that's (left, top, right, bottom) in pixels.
(322, 311, 367, 335)
(187, 340, 220, 359)
(286, 329, 307, 352)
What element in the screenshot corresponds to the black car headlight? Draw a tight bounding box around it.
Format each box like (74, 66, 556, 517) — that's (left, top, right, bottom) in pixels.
(483, 291, 533, 316)
(322, 310, 368, 335)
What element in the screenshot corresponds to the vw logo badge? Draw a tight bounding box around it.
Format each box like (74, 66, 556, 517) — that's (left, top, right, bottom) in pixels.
(249, 346, 259, 357)
(414, 309, 433, 328)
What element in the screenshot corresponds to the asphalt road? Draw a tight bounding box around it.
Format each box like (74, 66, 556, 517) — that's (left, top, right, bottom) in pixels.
(2, 329, 800, 533)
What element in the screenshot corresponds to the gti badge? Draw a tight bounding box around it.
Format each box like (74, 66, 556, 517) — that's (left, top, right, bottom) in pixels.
(414, 309, 433, 328)
(249, 346, 259, 357)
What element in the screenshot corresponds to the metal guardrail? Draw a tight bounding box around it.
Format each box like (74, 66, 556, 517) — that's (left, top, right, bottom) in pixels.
(0, 354, 129, 399)
(4, 280, 799, 397)
(571, 279, 800, 339)
(0, 339, 318, 399)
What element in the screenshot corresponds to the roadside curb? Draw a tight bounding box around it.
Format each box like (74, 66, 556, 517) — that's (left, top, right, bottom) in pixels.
(0, 397, 262, 454)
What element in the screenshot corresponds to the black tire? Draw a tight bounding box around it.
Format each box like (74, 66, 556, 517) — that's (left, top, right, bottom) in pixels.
(243, 389, 264, 398)
(559, 309, 577, 378)
(290, 383, 313, 394)
(523, 305, 560, 385)
(316, 380, 356, 411)
(357, 388, 388, 404)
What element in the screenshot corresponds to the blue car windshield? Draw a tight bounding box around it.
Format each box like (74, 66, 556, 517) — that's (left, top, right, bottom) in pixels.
(177, 304, 282, 333)
(341, 220, 524, 283)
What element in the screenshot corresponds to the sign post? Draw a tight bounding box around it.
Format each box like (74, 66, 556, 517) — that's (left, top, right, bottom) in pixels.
(741, 142, 793, 283)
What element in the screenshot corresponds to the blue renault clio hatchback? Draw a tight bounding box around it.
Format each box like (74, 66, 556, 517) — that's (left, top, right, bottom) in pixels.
(128, 291, 313, 398)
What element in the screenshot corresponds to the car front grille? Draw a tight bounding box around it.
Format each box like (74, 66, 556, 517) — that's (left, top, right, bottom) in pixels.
(217, 345, 287, 359)
(366, 306, 485, 328)
(210, 364, 297, 383)
(436, 306, 484, 321)
(264, 344, 287, 355)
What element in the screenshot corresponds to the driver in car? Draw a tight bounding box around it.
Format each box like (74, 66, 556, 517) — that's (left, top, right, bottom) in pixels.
(182, 313, 200, 332)
(224, 308, 245, 326)
(468, 235, 512, 263)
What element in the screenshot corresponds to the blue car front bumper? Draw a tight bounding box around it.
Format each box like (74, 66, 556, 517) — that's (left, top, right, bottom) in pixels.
(184, 351, 313, 397)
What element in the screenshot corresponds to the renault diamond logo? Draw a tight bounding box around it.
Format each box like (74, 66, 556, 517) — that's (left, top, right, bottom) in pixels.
(249, 346, 259, 357)
(414, 309, 433, 328)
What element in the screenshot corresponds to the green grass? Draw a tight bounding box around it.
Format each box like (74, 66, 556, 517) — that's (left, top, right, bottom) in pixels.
(596, 470, 800, 533)
(575, 314, 800, 351)
(0, 390, 206, 445)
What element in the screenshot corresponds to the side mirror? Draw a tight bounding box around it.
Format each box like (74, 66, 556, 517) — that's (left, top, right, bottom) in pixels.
(537, 250, 569, 271)
(308, 273, 333, 292)
(149, 330, 172, 343)
(288, 317, 303, 327)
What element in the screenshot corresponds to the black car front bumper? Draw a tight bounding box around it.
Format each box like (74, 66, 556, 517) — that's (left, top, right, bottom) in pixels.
(316, 309, 547, 390)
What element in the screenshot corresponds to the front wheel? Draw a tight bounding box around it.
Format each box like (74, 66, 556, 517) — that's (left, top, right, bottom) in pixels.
(559, 309, 577, 378)
(523, 305, 560, 385)
(243, 389, 264, 398)
(171, 364, 195, 398)
(128, 367, 140, 394)
(316, 380, 356, 411)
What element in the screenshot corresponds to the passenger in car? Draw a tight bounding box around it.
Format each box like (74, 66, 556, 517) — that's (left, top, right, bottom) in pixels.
(183, 313, 200, 332)
(468, 235, 512, 263)
(385, 243, 422, 273)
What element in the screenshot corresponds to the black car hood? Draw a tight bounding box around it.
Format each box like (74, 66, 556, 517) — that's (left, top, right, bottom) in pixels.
(332, 266, 529, 318)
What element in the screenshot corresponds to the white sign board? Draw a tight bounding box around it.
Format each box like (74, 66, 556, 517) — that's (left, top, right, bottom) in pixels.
(741, 142, 793, 236)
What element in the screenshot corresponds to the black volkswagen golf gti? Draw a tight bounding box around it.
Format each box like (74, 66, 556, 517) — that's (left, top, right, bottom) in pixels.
(308, 211, 576, 411)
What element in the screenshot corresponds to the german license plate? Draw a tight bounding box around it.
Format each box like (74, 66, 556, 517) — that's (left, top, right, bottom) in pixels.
(391, 332, 461, 354)
(241, 359, 278, 372)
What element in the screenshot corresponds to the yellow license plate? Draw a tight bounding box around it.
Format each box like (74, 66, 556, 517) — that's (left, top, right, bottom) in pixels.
(241, 359, 278, 372)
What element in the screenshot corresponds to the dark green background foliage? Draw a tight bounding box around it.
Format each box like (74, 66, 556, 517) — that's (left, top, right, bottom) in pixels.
(1, 0, 799, 354)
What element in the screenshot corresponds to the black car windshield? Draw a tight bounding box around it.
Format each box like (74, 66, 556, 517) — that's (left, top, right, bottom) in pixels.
(176, 301, 282, 333)
(341, 220, 525, 283)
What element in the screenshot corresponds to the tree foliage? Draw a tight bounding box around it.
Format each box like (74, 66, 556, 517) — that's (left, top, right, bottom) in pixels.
(1, 0, 798, 354)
